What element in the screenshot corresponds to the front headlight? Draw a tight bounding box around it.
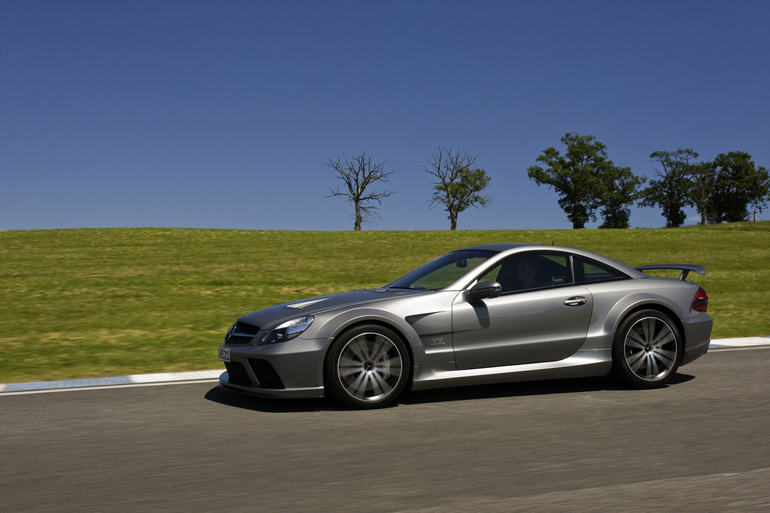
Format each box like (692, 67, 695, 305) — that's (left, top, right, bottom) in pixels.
(260, 315, 314, 344)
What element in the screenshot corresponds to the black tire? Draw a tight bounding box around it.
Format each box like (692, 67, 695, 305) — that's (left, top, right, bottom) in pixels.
(325, 325, 410, 409)
(612, 309, 682, 389)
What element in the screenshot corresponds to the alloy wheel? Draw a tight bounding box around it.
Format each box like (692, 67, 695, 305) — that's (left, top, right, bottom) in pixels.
(336, 332, 404, 403)
(623, 316, 678, 382)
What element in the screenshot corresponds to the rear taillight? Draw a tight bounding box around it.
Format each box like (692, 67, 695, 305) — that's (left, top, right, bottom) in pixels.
(692, 287, 708, 312)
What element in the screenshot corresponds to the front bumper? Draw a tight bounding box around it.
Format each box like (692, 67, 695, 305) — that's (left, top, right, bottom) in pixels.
(218, 337, 328, 398)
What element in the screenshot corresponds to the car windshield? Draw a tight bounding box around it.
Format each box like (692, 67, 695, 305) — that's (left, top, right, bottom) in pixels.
(384, 250, 497, 291)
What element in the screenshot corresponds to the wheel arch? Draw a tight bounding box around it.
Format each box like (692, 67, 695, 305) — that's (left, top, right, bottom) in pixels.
(612, 302, 686, 351)
(322, 317, 416, 390)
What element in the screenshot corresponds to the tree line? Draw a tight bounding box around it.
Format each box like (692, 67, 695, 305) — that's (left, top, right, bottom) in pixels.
(327, 134, 770, 230)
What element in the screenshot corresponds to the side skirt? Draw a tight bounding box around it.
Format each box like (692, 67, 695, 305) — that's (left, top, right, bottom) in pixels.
(410, 350, 612, 391)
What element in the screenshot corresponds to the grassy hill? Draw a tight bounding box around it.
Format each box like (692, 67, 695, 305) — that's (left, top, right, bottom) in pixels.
(2, 223, 768, 383)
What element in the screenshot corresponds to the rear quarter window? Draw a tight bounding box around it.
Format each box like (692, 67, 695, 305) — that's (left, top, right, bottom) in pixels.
(574, 256, 627, 284)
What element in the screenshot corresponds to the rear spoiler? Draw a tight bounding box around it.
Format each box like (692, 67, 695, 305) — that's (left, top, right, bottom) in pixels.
(635, 265, 706, 281)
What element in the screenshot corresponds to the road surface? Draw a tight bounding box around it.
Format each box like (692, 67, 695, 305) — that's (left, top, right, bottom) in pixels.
(1, 346, 769, 512)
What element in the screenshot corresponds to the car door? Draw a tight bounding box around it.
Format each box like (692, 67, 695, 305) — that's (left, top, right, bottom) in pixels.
(451, 252, 593, 370)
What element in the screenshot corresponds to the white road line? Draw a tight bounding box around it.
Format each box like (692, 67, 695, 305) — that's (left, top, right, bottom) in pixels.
(2, 337, 769, 395)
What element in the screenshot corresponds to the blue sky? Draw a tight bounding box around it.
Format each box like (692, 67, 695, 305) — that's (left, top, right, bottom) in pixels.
(2, 0, 769, 231)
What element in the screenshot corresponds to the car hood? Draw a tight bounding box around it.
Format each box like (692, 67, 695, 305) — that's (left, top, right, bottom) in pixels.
(239, 288, 432, 329)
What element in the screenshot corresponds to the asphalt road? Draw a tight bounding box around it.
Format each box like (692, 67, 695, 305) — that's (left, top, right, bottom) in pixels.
(2, 347, 769, 512)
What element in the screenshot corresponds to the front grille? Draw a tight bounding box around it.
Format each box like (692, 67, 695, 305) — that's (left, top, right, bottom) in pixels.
(224, 361, 253, 387)
(224, 321, 260, 345)
(248, 359, 285, 389)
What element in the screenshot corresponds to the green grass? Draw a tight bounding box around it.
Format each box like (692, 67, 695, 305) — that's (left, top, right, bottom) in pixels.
(1, 223, 769, 383)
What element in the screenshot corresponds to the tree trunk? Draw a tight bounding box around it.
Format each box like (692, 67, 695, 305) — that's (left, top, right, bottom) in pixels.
(354, 201, 362, 231)
(450, 211, 457, 230)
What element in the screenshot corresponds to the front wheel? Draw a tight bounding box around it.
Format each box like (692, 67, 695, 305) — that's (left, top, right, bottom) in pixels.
(325, 325, 410, 409)
(612, 310, 682, 388)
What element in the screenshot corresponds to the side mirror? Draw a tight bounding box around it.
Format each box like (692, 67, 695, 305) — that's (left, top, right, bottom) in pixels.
(467, 281, 502, 302)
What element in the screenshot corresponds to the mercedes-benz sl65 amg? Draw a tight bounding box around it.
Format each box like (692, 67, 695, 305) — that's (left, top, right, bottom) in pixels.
(218, 244, 712, 409)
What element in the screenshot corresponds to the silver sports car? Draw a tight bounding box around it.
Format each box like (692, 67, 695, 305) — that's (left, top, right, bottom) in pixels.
(218, 244, 712, 409)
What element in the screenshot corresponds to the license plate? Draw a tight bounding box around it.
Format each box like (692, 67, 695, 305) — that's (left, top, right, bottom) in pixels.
(218, 346, 231, 362)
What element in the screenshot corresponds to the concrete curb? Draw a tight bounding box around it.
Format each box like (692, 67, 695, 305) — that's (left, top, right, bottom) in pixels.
(0, 370, 221, 394)
(705, 336, 770, 349)
(1, 337, 768, 394)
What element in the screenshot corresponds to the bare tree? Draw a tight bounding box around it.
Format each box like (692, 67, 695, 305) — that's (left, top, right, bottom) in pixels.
(424, 147, 491, 230)
(327, 152, 395, 231)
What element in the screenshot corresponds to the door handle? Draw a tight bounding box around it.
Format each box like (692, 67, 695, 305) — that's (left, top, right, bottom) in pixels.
(564, 296, 587, 307)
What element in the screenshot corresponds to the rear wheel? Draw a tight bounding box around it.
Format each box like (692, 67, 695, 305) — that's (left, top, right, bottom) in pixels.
(612, 310, 682, 388)
(325, 325, 409, 409)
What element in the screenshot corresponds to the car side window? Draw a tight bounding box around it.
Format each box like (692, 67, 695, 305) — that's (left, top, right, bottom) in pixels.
(573, 256, 626, 283)
(478, 252, 573, 293)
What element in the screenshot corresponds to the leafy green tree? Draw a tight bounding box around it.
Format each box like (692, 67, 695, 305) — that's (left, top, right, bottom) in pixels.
(690, 160, 716, 225)
(528, 133, 634, 229)
(327, 152, 395, 231)
(708, 152, 770, 223)
(424, 148, 491, 230)
(598, 165, 644, 229)
(639, 149, 699, 228)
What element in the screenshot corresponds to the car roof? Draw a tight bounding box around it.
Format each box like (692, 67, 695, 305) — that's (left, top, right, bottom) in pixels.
(460, 243, 535, 252)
